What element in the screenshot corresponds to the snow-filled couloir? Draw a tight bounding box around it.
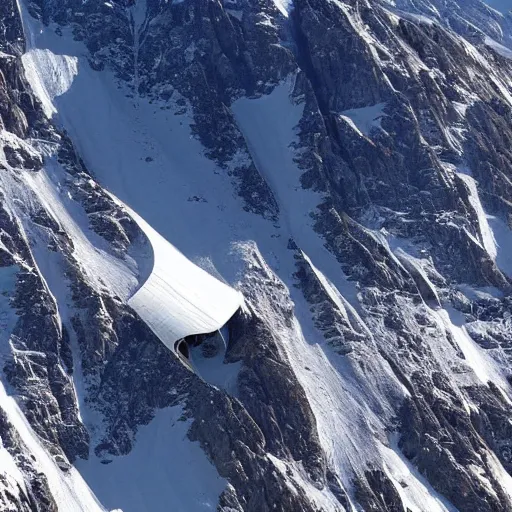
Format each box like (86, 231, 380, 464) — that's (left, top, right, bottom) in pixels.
(17, 0, 242, 354)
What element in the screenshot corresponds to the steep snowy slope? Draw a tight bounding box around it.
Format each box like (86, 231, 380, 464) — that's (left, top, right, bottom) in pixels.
(0, 135, 246, 511)
(75, 406, 227, 512)
(2, 0, 512, 510)
(0, 381, 105, 512)
(20, 9, 243, 349)
(17, 10, 372, 509)
(393, 0, 512, 49)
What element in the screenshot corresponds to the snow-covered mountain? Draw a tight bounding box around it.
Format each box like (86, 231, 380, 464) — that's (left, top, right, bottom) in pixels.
(1, 0, 512, 510)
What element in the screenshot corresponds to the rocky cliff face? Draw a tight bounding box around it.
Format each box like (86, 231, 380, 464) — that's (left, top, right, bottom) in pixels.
(1, 0, 512, 510)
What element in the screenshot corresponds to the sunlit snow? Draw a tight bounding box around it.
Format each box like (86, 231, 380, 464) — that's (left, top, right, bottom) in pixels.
(457, 172, 498, 260)
(340, 103, 387, 137)
(0, 381, 105, 512)
(125, 206, 242, 347)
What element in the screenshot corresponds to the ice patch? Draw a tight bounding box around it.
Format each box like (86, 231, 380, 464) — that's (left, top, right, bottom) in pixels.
(340, 102, 387, 137)
(487, 215, 512, 277)
(453, 101, 470, 117)
(457, 172, 498, 260)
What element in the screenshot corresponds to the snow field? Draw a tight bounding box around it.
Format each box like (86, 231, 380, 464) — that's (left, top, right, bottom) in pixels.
(75, 406, 227, 512)
(456, 172, 498, 260)
(340, 102, 387, 137)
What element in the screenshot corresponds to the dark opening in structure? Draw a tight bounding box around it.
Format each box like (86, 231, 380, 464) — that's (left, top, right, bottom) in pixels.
(172, 309, 240, 369)
(175, 339, 190, 360)
(173, 330, 220, 366)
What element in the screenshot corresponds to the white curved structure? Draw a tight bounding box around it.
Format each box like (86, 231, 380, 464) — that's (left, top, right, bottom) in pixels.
(125, 207, 242, 349)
